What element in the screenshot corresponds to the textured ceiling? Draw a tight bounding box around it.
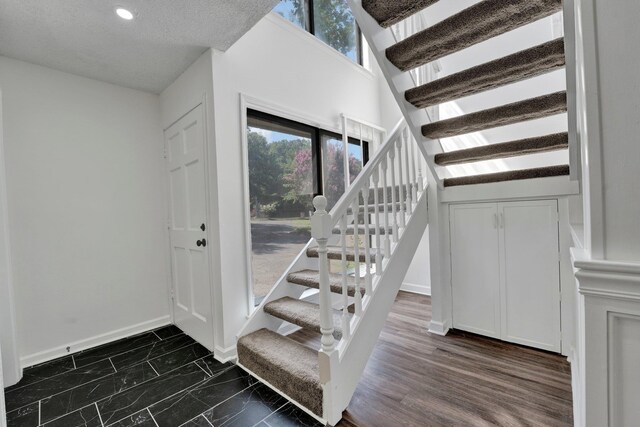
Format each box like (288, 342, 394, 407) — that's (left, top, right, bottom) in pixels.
(0, 0, 279, 93)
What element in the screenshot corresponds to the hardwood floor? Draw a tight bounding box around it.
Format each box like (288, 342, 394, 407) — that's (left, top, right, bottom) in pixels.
(288, 292, 574, 427)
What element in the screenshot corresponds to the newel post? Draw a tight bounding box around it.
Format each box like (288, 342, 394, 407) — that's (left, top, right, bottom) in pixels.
(311, 196, 335, 353)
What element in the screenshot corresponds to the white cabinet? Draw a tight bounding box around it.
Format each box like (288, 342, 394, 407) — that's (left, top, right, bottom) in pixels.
(450, 200, 561, 352)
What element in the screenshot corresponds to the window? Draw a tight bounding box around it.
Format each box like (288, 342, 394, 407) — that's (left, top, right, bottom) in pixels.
(246, 109, 368, 302)
(274, 0, 362, 64)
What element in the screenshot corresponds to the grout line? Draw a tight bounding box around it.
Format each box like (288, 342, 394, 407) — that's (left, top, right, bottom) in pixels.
(194, 360, 211, 377)
(95, 402, 105, 427)
(38, 400, 42, 426)
(148, 361, 161, 377)
(108, 358, 117, 373)
(151, 331, 163, 340)
(72, 355, 77, 369)
(147, 408, 160, 427)
(252, 402, 288, 427)
(203, 415, 215, 426)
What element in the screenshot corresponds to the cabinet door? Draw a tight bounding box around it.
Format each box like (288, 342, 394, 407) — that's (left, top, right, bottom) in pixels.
(498, 200, 561, 352)
(450, 203, 501, 338)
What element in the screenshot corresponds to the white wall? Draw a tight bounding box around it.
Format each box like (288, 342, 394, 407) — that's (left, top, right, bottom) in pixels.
(0, 90, 20, 386)
(209, 12, 393, 352)
(160, 50, 223, 355)
(591, 1, 640, 262)
(0, 56, 170, 366)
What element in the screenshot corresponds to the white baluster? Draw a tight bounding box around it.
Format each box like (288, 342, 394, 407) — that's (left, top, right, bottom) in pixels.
(340, 214, 350, 340)
(381, 158, 391, 256)
(362, 184, 372, 295)
(403, 129, 413, 216)
(388, 149, 399, 242)
(396, 138, 406, 229)
(311, 196, 334, 352)
(410, 135, 418, 202)
(372, 169, 382, 276)
(351, 198, 362, 315)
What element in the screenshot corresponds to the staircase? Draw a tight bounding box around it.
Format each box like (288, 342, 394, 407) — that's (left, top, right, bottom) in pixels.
(353, 0, 574, 188)
(236, 0, 576, 424)
(236, 121, 429, 425)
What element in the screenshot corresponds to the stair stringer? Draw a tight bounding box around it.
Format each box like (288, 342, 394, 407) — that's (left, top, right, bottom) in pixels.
(322, 190, 428, 425)
(346, 0, 444, 189)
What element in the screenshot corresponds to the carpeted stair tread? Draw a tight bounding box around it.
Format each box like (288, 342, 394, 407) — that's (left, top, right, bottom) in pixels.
(347, 201, 402, 214)
(435, 132, 569, 165)
(422, 91, 567, 139)
(386, 0, 562, 72)
(406, 38, 566, 108)
(333, 224, 394, 235)
(264, 297, 346, 340)
(362, 0, 439, 28)
(288, 269, 365, 297)
(307, 246, 378, 263)
(444, 165, 570, 187)
(237, 328, 322, 416)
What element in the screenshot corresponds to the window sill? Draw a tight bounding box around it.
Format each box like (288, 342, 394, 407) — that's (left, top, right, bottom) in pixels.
(264, 12, 376, 80)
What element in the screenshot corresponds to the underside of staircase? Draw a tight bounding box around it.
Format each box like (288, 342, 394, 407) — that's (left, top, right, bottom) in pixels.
(364, 0, 570, 188)
(236, 0, 573, 425)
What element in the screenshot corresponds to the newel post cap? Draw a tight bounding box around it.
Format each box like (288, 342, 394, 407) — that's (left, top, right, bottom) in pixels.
(311, 195, 331, 239)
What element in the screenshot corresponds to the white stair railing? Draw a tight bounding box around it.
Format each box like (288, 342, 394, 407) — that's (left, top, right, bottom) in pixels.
(311, 119, 429, 424)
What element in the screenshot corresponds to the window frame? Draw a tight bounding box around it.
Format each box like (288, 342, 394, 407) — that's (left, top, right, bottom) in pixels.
(277, 0, 363, 65)
(246, 108, 369, 201)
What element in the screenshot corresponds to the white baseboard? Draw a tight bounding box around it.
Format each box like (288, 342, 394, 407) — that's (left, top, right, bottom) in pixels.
(428, 319, 450, 336)
(20, 316, 171, 368)
(400, 281, 431, 296)
(214, 344, 238, 363)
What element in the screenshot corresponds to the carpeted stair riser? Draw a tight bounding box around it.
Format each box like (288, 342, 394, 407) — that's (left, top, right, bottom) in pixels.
(386, 0, 562, 72)
(422, 91, 567, 139)
(238, 329, 322, 417)
(288, 269, 365, 297)
(435, 132, 569, 166)
(306, 246, 377, 263)
(362, 0, 439, 28)
(264, 297, 346, 340)
(444, 165, 570, 187)
(406, 38, 566, 108)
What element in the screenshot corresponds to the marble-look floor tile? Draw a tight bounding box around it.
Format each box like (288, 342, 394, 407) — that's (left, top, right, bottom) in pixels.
(149, 366, 256, 426)
(107, 408, 157, 426)
(153, 325, 183, 340)
(148, 342, 210, 375)
(74, 333, 160, 368)
(40, 361, 158, 423)
(97, 362, 209, 426)
(260, 403, 324, 427)
(181, 415, 213, 426)
(111, 334, 193, 371)
(200, 383, 287, 427)
(41, 404, 102, 427)
(6, 356, 75, 392)
(5, 359, 115, 412)
(5, 402, 39, 427)
(195, 355, 233, 378)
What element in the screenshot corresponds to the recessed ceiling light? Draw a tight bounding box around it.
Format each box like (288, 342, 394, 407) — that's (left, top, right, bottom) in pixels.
(115, 7, 134, 20)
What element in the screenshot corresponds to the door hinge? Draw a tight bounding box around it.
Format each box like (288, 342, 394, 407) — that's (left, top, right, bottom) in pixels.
(163, 148, 168, 160)
(170, 289, 175, 300)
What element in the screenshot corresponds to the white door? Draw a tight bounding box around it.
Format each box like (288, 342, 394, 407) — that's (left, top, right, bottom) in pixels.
(165, 105, 213, 350)
(498, 200, 561, 352)
(450, 203, 501, 338)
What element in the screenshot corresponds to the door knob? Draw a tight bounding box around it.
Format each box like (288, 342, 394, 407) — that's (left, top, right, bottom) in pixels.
(196, 239, 207, 247)
(200, 223, 206, 231)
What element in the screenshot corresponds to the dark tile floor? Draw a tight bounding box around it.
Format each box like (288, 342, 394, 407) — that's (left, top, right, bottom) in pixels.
(4, 325, 322, 427)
